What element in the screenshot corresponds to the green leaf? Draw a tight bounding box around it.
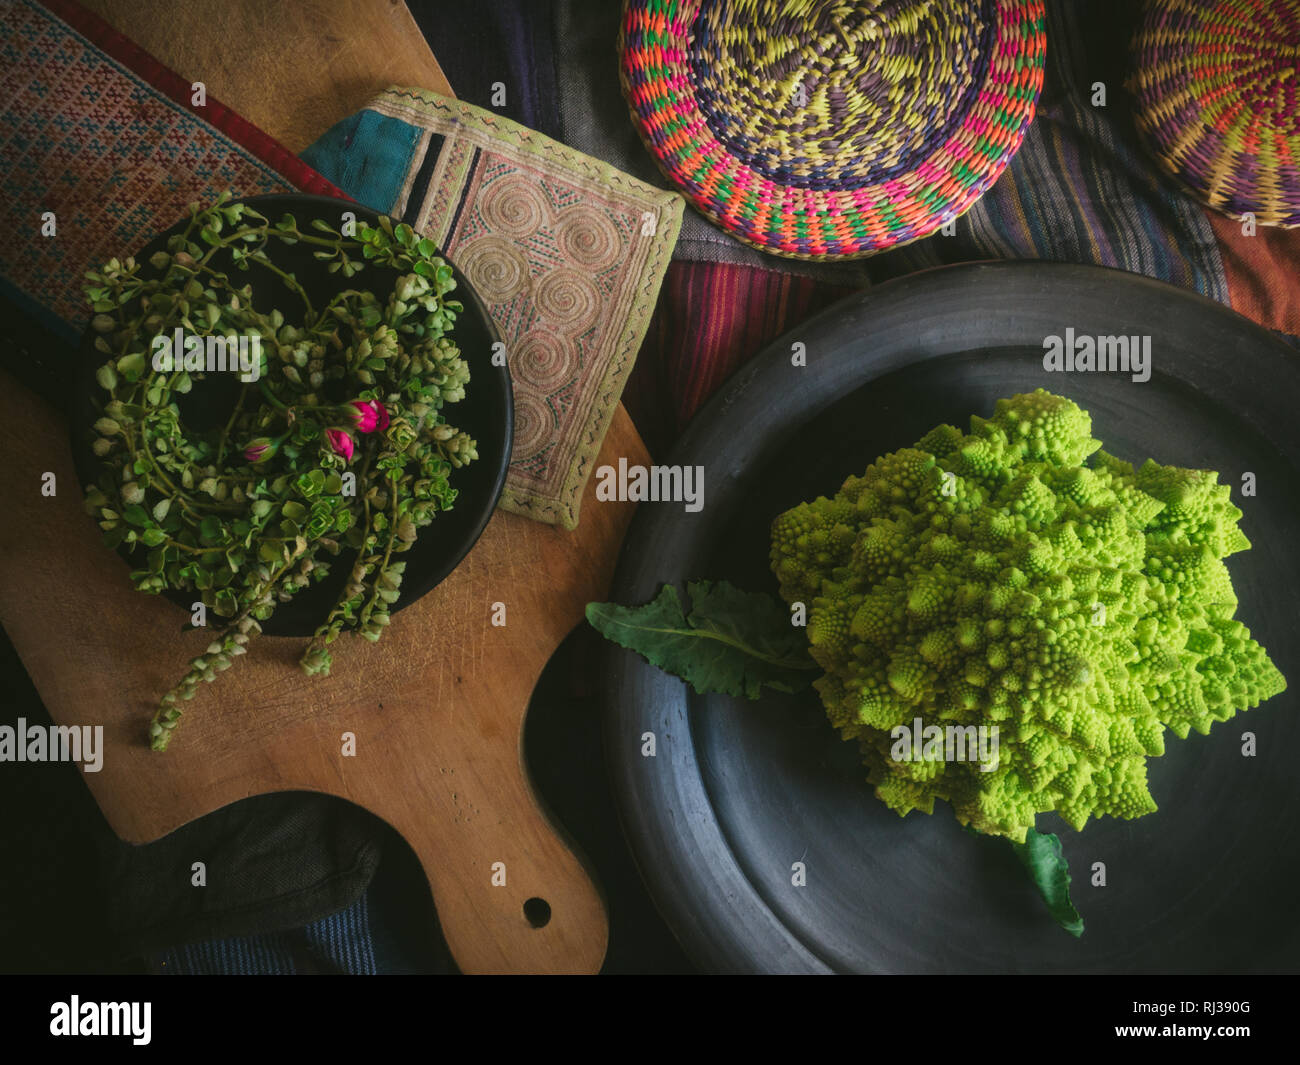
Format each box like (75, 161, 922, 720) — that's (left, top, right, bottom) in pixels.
(1010, 828, 1084, 938)
(116, 352, 147, 379)
(122, 504, 150, 527)
(585, 580, 817, 700)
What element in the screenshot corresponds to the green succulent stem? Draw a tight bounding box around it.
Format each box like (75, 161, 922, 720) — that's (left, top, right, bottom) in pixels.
(85, 192, 477, 750)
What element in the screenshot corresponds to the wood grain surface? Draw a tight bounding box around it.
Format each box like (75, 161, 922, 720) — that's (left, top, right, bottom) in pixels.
(6, 0, 652, 973)
(83, 0, 454, 152)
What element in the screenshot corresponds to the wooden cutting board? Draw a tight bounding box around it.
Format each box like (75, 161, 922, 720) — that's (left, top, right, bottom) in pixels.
(0, 373, 644, 974)
(0, 0, 651, 974)
(84, 0, 457, 154)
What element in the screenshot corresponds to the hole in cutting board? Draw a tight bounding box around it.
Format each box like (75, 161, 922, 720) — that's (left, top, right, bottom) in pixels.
(523, 897, 551, 928)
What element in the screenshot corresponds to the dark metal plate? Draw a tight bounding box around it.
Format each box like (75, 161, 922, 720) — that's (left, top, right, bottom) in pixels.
(602, 262, 1300, 973)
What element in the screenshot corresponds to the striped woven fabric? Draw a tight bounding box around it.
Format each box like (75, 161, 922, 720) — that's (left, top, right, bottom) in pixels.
(0, 0, 343, 344)
(157, 894, 378, 975)
(618, 0, 1047, 259)
(1130, 0, 1300, 228)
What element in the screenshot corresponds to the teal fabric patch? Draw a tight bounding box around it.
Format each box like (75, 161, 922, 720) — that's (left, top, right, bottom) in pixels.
(301, 110, 421, 213)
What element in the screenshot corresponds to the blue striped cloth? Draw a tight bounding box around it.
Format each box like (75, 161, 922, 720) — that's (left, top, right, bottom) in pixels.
(156, 896, 377, 975)
(152, 850, 460, 974)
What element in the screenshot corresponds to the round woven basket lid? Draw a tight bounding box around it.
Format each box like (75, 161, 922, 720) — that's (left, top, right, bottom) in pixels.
(1131, 0, 1300, 228)
(618, 0, 1047, 260)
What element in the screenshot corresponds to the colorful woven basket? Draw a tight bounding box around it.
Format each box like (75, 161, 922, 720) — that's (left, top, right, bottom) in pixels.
(1130, 0, 1300, 228)
(618, 0, 1047, 260)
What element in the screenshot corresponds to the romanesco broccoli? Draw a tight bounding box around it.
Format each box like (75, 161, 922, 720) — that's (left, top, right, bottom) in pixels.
(770, 389, 1287, 842)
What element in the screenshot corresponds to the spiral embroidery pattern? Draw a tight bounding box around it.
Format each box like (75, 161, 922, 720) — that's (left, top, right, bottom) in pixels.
(479, 174, 549, 238)
(365, 88, 684, 528)
(456, 235, 531, 304)
(512, 332, 580, 393)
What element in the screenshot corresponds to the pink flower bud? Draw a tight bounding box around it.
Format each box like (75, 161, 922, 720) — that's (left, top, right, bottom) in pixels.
(347, 400, 379, 433)
(243, 437, 277, 463)
(325, 428, 355, 461)
(347, 399, 391, 433)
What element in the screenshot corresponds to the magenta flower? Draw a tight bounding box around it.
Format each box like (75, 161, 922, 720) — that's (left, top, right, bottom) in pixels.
(325, 428, 355, 461)
(243, 437, 278, 463)
(348, 400, 379, 433)
(346, 399, 391, 434)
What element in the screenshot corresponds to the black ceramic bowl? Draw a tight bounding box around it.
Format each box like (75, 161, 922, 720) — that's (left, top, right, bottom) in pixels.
(71, 193, 513, 637)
